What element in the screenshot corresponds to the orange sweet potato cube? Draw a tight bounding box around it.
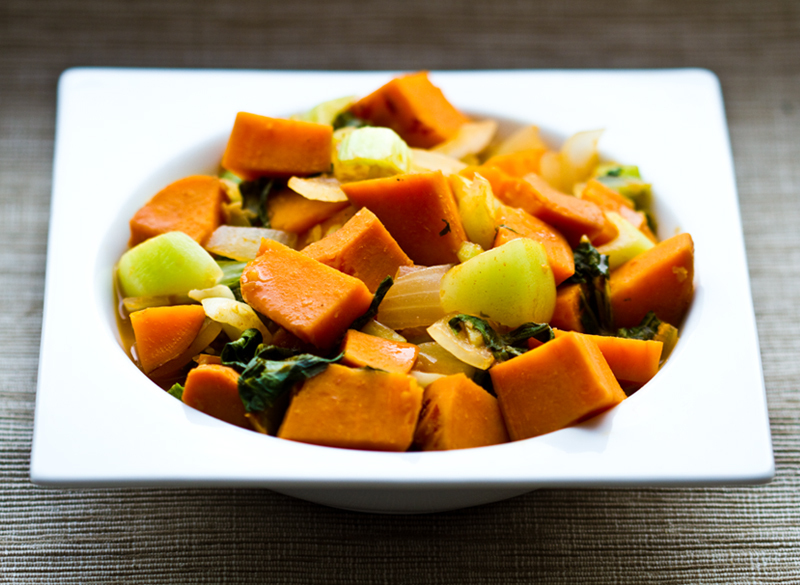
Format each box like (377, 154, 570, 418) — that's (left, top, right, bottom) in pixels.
(129, 304, 207, 374)
(129, 175, 226, 247)
(414, 374, 509, 451)
(349, 71, 469, 148)
(490, 332, 626, 440)
(341, 171, 466, 266)
(240, 239, 373, 349)
(222, 112, 333, 179)
(301, 207, 413, 292)
(267, 187, 351, 233)
(182, 364, 250, 429)
(277, 364, 424, 451)
(340, 329, 419, 374)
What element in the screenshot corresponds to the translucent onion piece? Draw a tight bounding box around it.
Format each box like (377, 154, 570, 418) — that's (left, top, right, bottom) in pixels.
(414, 341, 477, 378)
(287, 176, 349, 203)
(122, 294, 191, 313)
(147, 319, 223, 379)
(409, 148, 468, 175)
(201, 297, 272, 342)
(376, 264, 452, 330)
(560, 129, 603, 189)
(487, 124, 547, 158)
(360, 319, 408, 343)
(188, 285, 236, 302)
(206, 226, 298, 261)
(431, 120, 498, 160)
(427, 316, 495, 370)
(450, 173, 499, 249)
(409, 371, 446, 388)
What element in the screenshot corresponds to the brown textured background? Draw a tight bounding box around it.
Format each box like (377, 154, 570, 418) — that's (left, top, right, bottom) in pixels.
(2, 0, 799, 582)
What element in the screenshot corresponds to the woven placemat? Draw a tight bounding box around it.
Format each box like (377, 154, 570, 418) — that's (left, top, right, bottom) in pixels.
(1, 0, 799, 582)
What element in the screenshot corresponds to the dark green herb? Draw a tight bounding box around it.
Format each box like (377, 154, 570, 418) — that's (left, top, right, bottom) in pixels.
(167, 383, 184, 401)
(448, 314, 553, 363)
(563, 240, 614, 335)
(220, 328, 263, 371)
(439, 219, 451, 236)
(332, 111, 370, 130)
(239, 177, 274, 227)
(349, 276, 393, 332)
(617, 311, 662, 341)
(236, 347, 341, 412)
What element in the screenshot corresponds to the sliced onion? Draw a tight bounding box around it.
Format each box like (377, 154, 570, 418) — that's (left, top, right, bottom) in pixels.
(206, 226, 298, 261)
(409, 371, 446, 388)
(188, 285, 235, 302)
(359, 319, 408, 343)
(409, 148, 468, 175)
(431, 120, 498, 160)
(287, 176, 349, 203)
(450, 173, 499, 249)
(201, 297, 272, 342)
(122, 294, 191, 313)
(376, 264, 452, 330)
(414, 341, 477, 378)
(426, 316, 495, 370)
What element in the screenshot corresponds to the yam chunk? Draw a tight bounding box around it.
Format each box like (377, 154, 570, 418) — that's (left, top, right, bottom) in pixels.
(490, 331, 626, 440)
(493, 205, 575, 285)
(553, 329, 663, 386)
(340, 329, 419, 374)
(182, 364, 250, 429)
(414, 374, 509, 450)
(609, 233, 694, 328)
(301, 207, 413, 292)
(549, 284, 585, 333)
(267, 187, 351, 233)
(349, 71, 469, 148)
(277, 364, 423, 451)
(222, 112, 333, 179)
(341, 171, 466, 266)
(130, 305, 207, 374)
(581, 179, 656, 242)
(240, 239, 373, 349)
(484, 148, 547, 177)
(129, 176, 226, 247)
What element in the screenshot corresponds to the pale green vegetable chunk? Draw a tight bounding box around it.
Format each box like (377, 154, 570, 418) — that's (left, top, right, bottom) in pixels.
(292, 95, 356, 125)
(440, 238, 556, 327)
(333, 127, 410, 182)
(117, 231, 223, 298)
(450, 173, 500, 250)
(596, 211, 655, 270)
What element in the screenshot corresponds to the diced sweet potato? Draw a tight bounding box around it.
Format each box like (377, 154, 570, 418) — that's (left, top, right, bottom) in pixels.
(493, 205, 575, 285)
(301, 207, 413, 292)
(277, 364, 423, 451)
(548, 283, 585, 333)
(182, 364, 250, 429)
(267, 186, 351, 234)
(609, 233, 694, 328)
(340, 329, 419, 374)
(484, 148, 547, 177)
(240, 239, 373, 349)
(349, 71, 469, 148)
(341, 171, 467, 265)
(129, 176, 226, 247)
(130, 305, 207, 374)
(581, 179, 656, 242)
(222, 112, 333, 179)
(490, 331, 626, 440)
(414, 374, 509, 450)
(553, 329, 663, 385)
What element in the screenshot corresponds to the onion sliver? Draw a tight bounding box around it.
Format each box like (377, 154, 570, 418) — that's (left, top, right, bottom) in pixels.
(376, 264, 452, 330)
(206, 226, 298, 261)
(427, 317, 494, 370)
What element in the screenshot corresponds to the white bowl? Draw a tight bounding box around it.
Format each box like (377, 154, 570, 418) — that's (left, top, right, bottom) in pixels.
(31, 68, 773, 513)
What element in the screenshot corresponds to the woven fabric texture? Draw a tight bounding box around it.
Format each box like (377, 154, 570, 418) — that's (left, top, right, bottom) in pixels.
(1, 0, 799, 582)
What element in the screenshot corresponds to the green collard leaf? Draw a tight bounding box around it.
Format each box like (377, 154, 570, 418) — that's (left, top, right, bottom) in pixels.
(447, 314, 553, 363)
(617, 311, 662, 341)
(220, 328, 263, 371)
(167, 383, 185, 401)
(237, 348, 342, 412)
(216, 260, 248, 288)
(565, 240, 610, 285)
(239, 177, 275, 227)
(219, 170, 243, 184)
(564, 241, 614, 335)
(349, 276, 393, 332)
(332, 111, 370, 130)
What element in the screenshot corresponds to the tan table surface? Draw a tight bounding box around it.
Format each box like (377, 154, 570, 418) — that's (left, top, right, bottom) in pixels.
(1, 0, 799, 582)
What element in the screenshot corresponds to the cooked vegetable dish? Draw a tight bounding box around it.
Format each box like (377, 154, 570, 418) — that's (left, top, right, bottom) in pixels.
(115, 71, 694, 451)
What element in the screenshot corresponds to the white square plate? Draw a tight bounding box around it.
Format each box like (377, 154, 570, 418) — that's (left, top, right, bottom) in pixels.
(31, 68, 773, 513)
